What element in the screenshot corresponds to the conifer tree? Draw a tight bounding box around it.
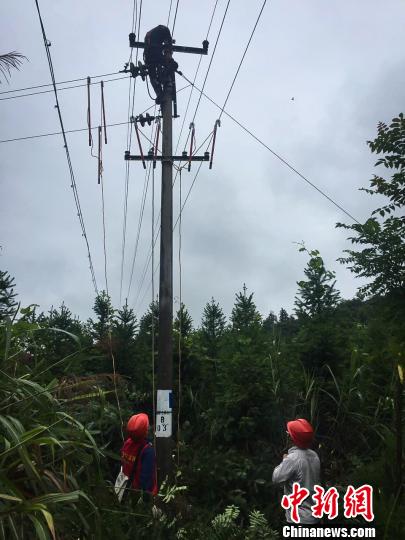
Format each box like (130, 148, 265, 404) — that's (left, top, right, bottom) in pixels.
(88, 291, 114, 343)
(263, 311, 277, 333)
(201, 297, 226, 358)
(230, 284, 262, 334)
(278, 308, 289, 323)
(137, 300, 159, 344)
(113, 302, 138, 376)
(174, 303, 193, 338)
(135, 300, 159, 390)
(0, 269, 18, 320)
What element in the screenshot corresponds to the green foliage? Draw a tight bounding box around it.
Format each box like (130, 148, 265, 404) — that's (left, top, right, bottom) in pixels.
(88, 291, 114, 344)
(112, 301, 138, 377)
(337, 113, 405, 297)
(0, 314, 101, 539)
(0, 270, 18, 321)
(231, 285, 262, 335)
(246, 510, 279, 539)
(211, 505, 240, 539)
(295, 244, 340, 317)
(2, 108, 405, 538)
(201, 298, 226, 358)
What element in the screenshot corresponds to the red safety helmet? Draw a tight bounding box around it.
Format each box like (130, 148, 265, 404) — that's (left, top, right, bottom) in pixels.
(286, 419, 314, 448)
(127, 413, 149, 440)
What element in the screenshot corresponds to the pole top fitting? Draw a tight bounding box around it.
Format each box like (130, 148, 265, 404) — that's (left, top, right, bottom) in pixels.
(129, 33, 136, 47)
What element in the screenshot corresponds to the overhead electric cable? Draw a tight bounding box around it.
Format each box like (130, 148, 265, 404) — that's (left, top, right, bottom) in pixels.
(179, 73, 360, 224)
(0, 84, 190, 144)
(173, 0, 220, 158)
(126, 117, 157, 301)
(0, 75, 128, 101)
(219, 0, 267, 119)
(133, 132, 214, 310)
(190, 0, 231, 125)
(34, 0, 99, 294)
(0, 121, 130, 144)
(167, 0, 173, 26)
(0, 70, 123, 95)
(168, 0, 224, 207)
(171, 0, 180, 35)
(119, 0, 143, 305)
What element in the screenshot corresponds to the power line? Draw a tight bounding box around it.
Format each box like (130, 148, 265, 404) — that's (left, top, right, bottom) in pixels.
(134, 0, 246, 308)
(0, 74, 128, 101)
(0, 120, 130, 144)
(179, 73, 360, 224)
(133, 132, 214, 311)
(140, 0, 220, 298)
(0, 70, 123, 95)
(190, 0, 232, 125)
(173, 0, 220, 157)
(119, 0, 139, 306)
(0, 84, 190, 144)
(126, 116, 157, 301)
(219, 0, 267, 119)
(167, 0, 173, 26)
(171, 0, 180, 35)
(34, 0, 99, 295)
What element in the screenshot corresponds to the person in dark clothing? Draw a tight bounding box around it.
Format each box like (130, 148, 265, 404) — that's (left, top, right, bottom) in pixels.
(143, 24, 178, 103)
(120, 413, 158, 495)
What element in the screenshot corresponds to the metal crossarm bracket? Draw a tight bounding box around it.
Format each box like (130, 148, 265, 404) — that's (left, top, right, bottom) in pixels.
(125, 151, 210, 162)
(129, 33, 209, 55)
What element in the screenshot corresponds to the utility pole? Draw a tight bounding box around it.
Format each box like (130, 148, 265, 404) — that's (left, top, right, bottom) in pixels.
(122, 28, 209, 484)
(156, 78, 174, 482)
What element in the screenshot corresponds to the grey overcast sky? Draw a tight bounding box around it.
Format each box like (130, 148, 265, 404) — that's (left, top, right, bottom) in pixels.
(1, 0, 404, 325)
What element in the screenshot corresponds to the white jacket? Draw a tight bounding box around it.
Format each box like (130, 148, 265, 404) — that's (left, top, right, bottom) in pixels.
(272, 445, 321, 524)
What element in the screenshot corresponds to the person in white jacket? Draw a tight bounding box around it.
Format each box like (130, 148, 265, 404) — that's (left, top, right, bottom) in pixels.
(272, 418, 320, 524)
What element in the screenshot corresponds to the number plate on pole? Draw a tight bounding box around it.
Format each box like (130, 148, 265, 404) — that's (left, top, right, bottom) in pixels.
(156, 389, 172, 438)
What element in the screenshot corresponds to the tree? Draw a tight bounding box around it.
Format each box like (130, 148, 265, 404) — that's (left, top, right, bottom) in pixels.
(112, 302, 138, 376)
(88, 291, 114, 344)
(0, 269, 18, 320)
(263, 310, 277, 333)
(295, 245, 340, 318)
(278, 308, 289, 323)
(201, 297, 226, 358)
(337, 114, 405, 495)
(293, 247, 342, 373)
(230, 284, 262, 335)
(174, 303, 193, 338)
(135, 300, 159, 393)
(41, 303, 86, 371)
(337, 113, 405, 297)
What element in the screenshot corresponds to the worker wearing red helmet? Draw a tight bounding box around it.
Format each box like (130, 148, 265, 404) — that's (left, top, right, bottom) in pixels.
(272, 419, 320, 524)
(120, 413, 158, 496)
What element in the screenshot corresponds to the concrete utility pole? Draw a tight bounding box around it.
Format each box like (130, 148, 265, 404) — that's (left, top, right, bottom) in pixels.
(123, 29, 209, 484)
(156, 79, 174, 482)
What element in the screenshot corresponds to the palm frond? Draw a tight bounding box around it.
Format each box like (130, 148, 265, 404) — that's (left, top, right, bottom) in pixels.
(0, 52, 27, 82)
